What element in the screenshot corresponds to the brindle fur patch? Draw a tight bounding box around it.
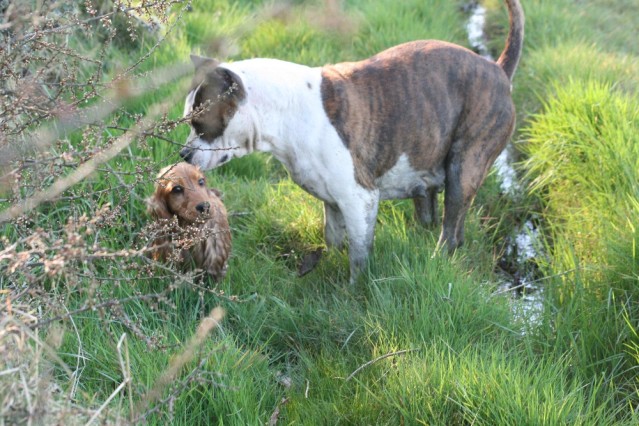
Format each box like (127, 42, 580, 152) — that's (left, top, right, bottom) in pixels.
(321, 40, 514, 190)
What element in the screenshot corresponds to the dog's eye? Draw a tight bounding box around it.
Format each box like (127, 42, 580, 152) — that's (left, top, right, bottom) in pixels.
(171, 185, 183, 194)
(198, 178, 205, 186)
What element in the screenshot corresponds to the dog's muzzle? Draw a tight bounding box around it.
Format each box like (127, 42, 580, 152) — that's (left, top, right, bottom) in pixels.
(180, 146, 194, 163)
(196, 201, 210, 214)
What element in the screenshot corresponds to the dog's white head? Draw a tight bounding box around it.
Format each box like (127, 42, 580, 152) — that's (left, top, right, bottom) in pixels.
(181, 55, 250, 170)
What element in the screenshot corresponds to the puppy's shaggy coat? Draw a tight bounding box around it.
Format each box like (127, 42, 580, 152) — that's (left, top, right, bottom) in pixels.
(147, 162, 231, 281)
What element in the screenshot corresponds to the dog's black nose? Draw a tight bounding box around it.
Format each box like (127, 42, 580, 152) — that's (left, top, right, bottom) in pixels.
(180, 147, 194, 163)
(195, 201, 210, 214)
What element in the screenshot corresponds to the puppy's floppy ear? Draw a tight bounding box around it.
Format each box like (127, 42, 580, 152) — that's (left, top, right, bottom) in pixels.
(146, 193, 172, 220)
(208, 187, 223, 199)
(145, 190, 174, 262)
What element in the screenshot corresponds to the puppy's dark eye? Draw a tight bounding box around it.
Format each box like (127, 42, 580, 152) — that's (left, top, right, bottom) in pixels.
(171, 185, 183, 194)
(198, 178, 205, 186)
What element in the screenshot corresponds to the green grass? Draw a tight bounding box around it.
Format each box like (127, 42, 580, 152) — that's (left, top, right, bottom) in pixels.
(523, 80, 639, 281)
(2, 0, 639, 424)
(485, 0, 639, 416)
(520, 80, 639, 406)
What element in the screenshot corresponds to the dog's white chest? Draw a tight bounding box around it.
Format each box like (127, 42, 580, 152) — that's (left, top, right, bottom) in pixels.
(282, 149, 345, 203)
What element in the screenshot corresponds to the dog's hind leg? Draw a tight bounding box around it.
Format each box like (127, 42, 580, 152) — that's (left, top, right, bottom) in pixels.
(413, 187, 439, 227)
(439, 150, 467, 252)
(324, 202, 347, 250)
(297, 201, 347, 278)
(439, 133, 511, 252)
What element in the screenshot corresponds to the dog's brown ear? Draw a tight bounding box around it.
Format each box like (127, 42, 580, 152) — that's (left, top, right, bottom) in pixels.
(146, 194, 172, 220)
(191, 55, 220, 90)
(209, 67, 246, 102)
(191, 56, 245, 104)
(190, 54, 219, 70)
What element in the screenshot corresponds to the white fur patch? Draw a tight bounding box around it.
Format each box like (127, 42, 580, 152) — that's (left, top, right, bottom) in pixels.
(183, 58, 359, 205)
(376, 154, 445, 200)
(183, 83, 202, 117)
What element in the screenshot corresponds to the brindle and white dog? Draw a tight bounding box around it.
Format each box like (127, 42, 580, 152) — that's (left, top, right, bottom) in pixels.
(180, 0, 524, 282)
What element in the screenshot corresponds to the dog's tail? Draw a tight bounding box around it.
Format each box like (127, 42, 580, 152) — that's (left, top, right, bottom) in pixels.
(496, 0, 525, 81)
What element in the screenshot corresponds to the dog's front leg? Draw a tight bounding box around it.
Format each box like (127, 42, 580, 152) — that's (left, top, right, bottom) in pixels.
(339, 189, 380, 283)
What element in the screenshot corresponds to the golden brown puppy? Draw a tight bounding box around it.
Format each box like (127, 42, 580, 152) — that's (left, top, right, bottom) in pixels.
(147, 162, 231, 282)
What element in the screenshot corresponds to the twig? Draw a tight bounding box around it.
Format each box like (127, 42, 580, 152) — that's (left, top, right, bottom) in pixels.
(0, 367, 21, 377)
(115, 334, 135, 424)
(85, 380, 129, 426)
(133, 308, 225, 417)
(66, 305, 86, 400)
(19, 370, 33, 419)
(32, 291, 171, 330)
(0, 93, 181, 223)
(340, 326, 360, 351)
(19, 2, 179, 41)
(19, 321, 74, 379)
(105, 125, 186, 147)
(0, 62, 190, 172)
(133, 356, 225, 422)
(268, 398, 289, 426)
(345, 349, 419, 382)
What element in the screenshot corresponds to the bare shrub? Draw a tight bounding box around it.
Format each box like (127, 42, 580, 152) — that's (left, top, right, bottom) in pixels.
(0, 0, 331, 421)
(0, 306, 100, 425)
(0, 0, 237, 422)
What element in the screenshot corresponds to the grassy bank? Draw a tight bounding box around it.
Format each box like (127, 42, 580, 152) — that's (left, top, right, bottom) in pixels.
(2, 0, 638, 424)
(486, 0, 639, 415)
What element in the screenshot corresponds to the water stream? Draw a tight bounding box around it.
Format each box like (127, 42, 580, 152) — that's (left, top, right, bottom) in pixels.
(465, 2, 544, 327)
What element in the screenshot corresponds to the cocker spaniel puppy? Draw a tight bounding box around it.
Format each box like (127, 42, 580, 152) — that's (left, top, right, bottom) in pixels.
(147, 162, 231, 282)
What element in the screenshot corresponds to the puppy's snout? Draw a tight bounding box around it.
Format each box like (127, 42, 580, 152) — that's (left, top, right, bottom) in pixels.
(196, 201, 210, 214)
(180, 147, 194, 163)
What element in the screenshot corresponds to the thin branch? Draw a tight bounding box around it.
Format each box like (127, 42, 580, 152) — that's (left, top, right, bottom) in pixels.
(31, 291, 171, 330)
(85, 380, 129, 426)
(132, 308, 225, 419)
(0, 88, 186, 223)
(345, 349, 419, 382)
(0, 62, 191, 171)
